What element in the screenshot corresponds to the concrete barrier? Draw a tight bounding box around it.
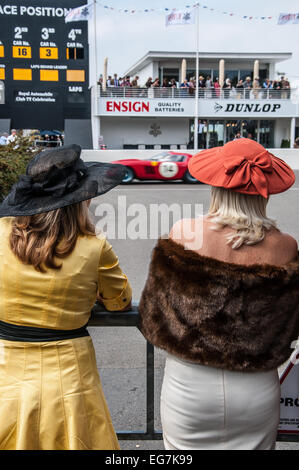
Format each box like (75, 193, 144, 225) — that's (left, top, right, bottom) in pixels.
(81, 149, 299, 170)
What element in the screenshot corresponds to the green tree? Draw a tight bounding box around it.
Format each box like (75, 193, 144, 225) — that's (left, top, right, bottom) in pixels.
(0, 134, 40, 201)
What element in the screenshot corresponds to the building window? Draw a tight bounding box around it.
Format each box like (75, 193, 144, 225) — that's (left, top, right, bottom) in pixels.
(123, 144, 138, 149)
(258, 69, 267, 82)
(242, 120, 258, 140)
(189, 119, 275, 149)
(208, 121, 225, 147)
(240, 70, 253, 81)
(259, 120, 274, 147)
(225, 70, 239, 86)
(212, 70, 219, 81)
(163, 68, 179, 82)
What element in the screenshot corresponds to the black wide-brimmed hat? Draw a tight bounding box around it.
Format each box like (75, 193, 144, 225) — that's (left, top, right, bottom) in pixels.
(0, 144, 126, 217)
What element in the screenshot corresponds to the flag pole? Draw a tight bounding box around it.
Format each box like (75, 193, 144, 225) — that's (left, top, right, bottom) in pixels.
(93, 0, 99, 90)
(92, 0, 100, 149)
(194, 3, 199, 151)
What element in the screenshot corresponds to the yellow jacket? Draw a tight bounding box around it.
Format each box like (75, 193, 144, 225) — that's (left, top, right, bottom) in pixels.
(0, 217, 132, 329)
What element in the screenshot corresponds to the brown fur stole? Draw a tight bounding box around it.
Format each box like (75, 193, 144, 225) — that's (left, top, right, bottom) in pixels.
(139, 237, 299, 372)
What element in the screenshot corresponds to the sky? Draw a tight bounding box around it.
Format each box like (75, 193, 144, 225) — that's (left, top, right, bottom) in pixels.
(91, 0, 299, 84)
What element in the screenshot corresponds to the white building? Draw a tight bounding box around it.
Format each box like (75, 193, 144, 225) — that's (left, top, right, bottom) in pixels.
(92, 51, 299, 150)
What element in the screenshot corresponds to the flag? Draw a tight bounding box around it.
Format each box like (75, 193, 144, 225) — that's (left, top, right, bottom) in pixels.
(65, 4, 92, 23)
(278, 13, 299, 25)
(166, 8, 195, 26)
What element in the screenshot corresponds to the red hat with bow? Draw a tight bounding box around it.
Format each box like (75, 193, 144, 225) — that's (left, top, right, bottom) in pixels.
(188, 138, 295, 198)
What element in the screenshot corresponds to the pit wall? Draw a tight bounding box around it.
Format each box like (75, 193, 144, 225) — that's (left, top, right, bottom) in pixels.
(81, 149, 299, 170)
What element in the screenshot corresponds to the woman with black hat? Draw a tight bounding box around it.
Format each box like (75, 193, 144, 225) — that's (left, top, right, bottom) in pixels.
(0, 145, 132, 450)
(139, 138, 299, 450)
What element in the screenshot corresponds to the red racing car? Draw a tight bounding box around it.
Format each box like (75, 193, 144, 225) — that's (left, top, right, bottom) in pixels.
(112, 151, 198, 184)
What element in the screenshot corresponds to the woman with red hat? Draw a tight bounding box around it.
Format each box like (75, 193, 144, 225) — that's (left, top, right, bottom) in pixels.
(139, 138, 299, 450)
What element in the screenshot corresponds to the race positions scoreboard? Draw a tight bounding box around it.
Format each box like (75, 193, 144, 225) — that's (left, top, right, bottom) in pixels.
(0, 0, 91, 141)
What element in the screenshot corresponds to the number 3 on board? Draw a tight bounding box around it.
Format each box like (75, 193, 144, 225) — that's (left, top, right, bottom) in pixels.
(40, 47, 58, 59)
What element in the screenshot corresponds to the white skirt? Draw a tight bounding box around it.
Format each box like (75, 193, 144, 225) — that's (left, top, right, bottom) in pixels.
(160, 353, 280, 450)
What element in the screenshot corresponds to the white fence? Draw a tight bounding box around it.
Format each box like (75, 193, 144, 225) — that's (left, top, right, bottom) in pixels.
(82, 149, 299, 170)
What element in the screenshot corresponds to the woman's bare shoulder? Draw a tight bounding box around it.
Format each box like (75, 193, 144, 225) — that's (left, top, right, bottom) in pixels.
(265, 230, 298, 263)
(278, 232, 298, 254)
(169, 217, 203, 241)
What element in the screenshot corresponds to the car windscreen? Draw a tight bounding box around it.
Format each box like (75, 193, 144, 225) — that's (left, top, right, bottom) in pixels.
(150, 153, 186, 162)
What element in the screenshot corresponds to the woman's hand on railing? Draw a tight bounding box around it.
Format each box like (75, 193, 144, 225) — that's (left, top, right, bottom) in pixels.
(96, 292, 132, 312)
(118, 301, 132, 312)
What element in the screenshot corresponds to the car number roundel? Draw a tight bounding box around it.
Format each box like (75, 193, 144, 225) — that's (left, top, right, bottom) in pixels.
(158, 162, 179, 179)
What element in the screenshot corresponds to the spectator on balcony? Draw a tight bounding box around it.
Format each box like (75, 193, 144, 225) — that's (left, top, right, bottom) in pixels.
(253, 77, 260, 99)
(294, 137, 299, 148)
(188, 78, 196, 96)
(111, 74, 120, 87)
(213, 77, 221, 98)
(198, 75, 206, 98)
(262, 78, 272, 89)
(110, 74, 121, 97)
(262, 78, 272, 98)
(272, 80, 281, 99)
(180, 79, 189, 97)
(152, 78, 160, 88)
(243, 76, 252, 99)
(149, 78, 160, 99)
(145, 77, 153, 88)
(205, 75, 213, 98)
(170, 78, 177, 88)
(161, 77, 171, 97)
(223, 78, 232, 99)
(281, 77, 291, 99)
(97, 75, 103, 88)
(236, 79, 244, 99)
(180, 79, 189, 89)
(106, 76, 113, 87)
(122, 76, 131, 87)
(131, 76, 139, 87)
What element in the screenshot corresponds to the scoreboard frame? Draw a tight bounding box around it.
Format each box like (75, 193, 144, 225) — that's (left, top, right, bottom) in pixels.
(0, 0, 92, 146)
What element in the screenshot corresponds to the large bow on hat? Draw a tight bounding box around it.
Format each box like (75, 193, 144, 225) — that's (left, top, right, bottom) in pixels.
(223, 150, 273, 198)
(188, 138, 295, 197)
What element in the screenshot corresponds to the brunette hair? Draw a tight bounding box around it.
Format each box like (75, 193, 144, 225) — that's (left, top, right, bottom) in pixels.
(10, 201, 95, 272)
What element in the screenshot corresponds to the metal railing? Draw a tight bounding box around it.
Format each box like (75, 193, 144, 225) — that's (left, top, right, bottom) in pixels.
(99, 86, 295, 101)
(89, 301, 162, 441)
(89, 301, 299, 443)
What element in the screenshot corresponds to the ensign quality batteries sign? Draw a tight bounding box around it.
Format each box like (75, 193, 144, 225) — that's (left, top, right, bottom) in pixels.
(0, 1, 90, 129)
(98, 98, 297, 118)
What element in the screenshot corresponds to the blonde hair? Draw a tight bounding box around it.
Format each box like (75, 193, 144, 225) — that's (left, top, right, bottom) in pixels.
(208, 187, 277, 249)
(10, 201, 95, 272)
